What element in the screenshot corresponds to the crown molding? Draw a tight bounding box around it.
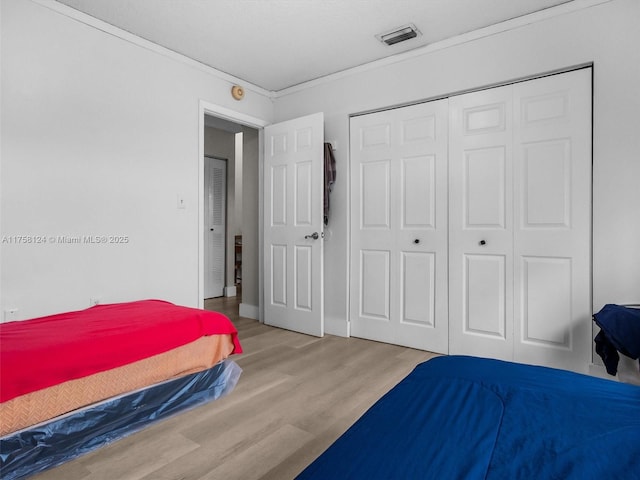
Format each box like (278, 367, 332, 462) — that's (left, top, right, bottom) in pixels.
(30, 0, 611, 100)
(30, 0, 274, 99)
(274, 0, 612, 98)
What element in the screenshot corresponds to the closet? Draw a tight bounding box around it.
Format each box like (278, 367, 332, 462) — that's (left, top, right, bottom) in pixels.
(350, 68, 592, 372)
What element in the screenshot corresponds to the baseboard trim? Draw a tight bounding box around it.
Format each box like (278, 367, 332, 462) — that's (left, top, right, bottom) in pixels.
(239, 303, 259, 320)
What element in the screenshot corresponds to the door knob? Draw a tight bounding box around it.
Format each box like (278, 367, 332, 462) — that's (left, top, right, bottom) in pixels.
(305, 232, 320, 240)
(210, 228, 215, 231)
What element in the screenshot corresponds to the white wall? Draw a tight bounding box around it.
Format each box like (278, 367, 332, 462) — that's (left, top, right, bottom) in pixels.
(0, 0, 273, 320)
(273, 0, 640, 337)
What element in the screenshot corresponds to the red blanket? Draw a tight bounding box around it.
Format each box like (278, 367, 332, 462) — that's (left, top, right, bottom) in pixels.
(0, 300, 242, 402)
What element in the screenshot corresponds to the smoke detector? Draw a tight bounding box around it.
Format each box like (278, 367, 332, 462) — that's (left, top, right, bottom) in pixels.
(376, 23, 422, 46)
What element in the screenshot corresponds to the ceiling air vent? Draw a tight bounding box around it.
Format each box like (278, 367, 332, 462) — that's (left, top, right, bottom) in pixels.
(376, 24, 421, 46)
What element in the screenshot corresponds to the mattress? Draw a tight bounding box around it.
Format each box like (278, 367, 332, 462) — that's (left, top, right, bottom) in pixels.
(0, 334, 235, 436)
(0, 299, 242, 436)
(1, 359, 242, 480)
(297, 356, 640, 479)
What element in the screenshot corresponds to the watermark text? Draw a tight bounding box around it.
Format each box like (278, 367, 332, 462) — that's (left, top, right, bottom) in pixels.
(1, 235, 130, 245)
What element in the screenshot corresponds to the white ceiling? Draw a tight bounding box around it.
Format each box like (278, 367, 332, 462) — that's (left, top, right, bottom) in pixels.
(54, 0, 575, 92)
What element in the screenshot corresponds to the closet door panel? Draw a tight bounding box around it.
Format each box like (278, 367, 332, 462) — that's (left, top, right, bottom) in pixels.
(350, 100, 449, 353)
(464, 147, 507, 229)
(513, 68, 592, 373)
(359, 249, 391, 320)
(360, 161, 391, 229)
(402, 155, 435, 228)
(449, 86, 514, 360)
(521, 140, 571, 228)
(520, 256, 572, 347)
(402, 251, 436, 327)
(465, 254, 507, 338)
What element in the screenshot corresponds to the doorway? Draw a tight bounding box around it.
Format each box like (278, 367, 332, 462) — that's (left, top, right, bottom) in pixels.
(198, 101, 267, 319)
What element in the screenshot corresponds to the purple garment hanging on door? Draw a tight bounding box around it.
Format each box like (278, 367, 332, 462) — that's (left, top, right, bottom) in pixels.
(324, 143, 336, 226)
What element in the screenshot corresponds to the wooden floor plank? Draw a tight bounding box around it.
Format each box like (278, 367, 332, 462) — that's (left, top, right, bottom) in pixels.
(198, 424, 314, 480)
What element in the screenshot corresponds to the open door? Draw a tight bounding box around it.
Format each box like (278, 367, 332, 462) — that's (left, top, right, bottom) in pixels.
(263, 112, 324, 336)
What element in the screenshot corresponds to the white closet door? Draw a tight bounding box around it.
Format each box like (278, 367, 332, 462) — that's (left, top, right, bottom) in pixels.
(449, 86, 515, 360)
(449, 68, 592, 372)
(350, 100, 449, 353)
(512, 68, 592, 372)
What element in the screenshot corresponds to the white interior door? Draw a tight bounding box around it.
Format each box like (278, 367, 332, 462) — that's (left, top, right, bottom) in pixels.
(263, 112, 324, 336)
(204, 157, 227, 298)
(350, 100, 449, 353)
(449, 68, 592, 372)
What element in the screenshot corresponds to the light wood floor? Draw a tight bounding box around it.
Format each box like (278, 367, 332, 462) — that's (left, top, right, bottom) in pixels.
(30, 296, 437, 480)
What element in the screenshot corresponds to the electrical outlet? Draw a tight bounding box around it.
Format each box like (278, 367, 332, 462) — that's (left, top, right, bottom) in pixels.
(4, 308, 18, 321)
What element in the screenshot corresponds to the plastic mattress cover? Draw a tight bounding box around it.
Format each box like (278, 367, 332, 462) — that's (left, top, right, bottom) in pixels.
(0, 359, 242, 480)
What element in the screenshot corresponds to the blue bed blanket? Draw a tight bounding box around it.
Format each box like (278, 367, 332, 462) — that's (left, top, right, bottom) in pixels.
(297, 356, 640, 480)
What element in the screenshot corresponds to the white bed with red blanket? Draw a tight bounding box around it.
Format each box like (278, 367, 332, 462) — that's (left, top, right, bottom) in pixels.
(0, 299, 242, 479)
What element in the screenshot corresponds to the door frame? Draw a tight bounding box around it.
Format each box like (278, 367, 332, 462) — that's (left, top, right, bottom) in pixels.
(198, 100, 268, 316)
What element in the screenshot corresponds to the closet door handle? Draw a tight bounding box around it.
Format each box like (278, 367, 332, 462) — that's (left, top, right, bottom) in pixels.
(414, 239, 420, 244)
(479, 240, 487, 246)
